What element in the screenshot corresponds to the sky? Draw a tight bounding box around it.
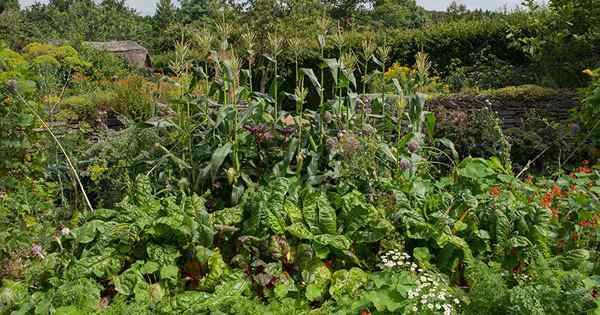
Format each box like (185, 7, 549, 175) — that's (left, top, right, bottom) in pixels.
(19, 0, 536, 15)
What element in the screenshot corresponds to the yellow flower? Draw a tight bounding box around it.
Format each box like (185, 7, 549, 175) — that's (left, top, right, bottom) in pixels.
(88, 164, 108, 182)
(583, 69, 595, 76)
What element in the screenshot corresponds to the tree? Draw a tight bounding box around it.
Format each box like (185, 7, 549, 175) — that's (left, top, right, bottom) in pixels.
(370, 0, 428, 29)
(155, 0, 176, 30)
(24, 0, 152, 44)
(446, 1, 467, 15)
(179, 0, 216, 24)
(0, 8, 25, 47)
(0, 0, 19, 13)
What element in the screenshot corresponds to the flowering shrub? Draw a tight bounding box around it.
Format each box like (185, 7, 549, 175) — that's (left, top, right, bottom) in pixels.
(407, 273, 461, 315)
(378, 249, 462, 315)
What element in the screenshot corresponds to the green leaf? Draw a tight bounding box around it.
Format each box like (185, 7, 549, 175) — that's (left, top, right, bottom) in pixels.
(200, 143, 232, 182)
(438, 138, 459, 160)
(301, 68, 322, 97)
(458, 158, 495, 179)
(73, 220, 102, 244)
(200, 249, 228, 292)
(286, 223, 314, 240)
(147, 244, 181, 266)
(324, 58, 339, 84)
(413, 247, 432, 268)
(453, 220, 468, 233)
(303, 264, 332, 302)
(476, 229, 490, 240)
(379, 143, 398, 164)
(133, 174, 155, 205)
(510, 236, 532, 248)
(372, 56, 383, 67)
(302, 189, 320, 234)
(15, 114, 33, 128)
(54, 306, 85, 315)
(363, 290, 405, 312)
(313, 234, 351, 250)
(392, 78, 403, 95)
(142, 261, 160, 274)
(329, 268, 368, 302)
(263, 177, 291, 235)
(424, 112, 436, 139)
(284, 200, 303, 225)
(210, 206, 243, 226)
(316, 192, 337, 235)
(74, 249, 122, 278)
(160, 265, 179, 281)
(305, 283, 323, 302)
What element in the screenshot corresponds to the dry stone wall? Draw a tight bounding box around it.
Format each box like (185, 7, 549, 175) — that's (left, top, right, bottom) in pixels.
(426, 90, 579, 128)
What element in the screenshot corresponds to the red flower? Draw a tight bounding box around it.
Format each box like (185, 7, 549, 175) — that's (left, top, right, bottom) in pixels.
(541, 192, 554, 208)
(324, 259, 334, 270)
(489, 186, 501, 197)
(575, 167, 593, 174)
(551, 185, 562, 197)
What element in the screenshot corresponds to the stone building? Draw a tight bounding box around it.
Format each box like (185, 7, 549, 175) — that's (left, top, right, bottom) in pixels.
(85, 41, 151, 69)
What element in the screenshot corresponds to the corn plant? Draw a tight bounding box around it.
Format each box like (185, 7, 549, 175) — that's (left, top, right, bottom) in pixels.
(360, 35, 377, 95)
(241, 31, 256, 92)
(266, 33, 284, 123)
(375, 45, 391, 116)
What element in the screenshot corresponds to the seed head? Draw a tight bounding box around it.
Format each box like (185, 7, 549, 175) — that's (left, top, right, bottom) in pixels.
(326, 137, 338, 151)
(407, 139, 420, 153)
(400, 159, 411, 170)
(6, 79, 17, 94)
(362, 124, 376, 135)
(323, 111, 333, 124)
(31, 244, 45, 259)
(340, 134, 361, 156)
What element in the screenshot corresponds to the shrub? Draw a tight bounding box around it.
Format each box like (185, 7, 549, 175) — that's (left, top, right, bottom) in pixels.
(109, 75, 157, 121)
(577, 68, 600, 150)
(0, 48, 26, 73)
(79, 44, 128, 81)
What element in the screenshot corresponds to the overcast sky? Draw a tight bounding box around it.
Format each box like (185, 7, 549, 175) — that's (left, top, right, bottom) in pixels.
(19, 0, 538, 15)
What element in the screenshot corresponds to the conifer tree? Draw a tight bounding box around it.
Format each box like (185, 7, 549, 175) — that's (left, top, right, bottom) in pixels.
(155, 0, 176, 30)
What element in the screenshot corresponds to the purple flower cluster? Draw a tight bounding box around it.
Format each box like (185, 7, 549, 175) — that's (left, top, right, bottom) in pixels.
(277, 127, 296, 141)
(244, 124, 273, 143)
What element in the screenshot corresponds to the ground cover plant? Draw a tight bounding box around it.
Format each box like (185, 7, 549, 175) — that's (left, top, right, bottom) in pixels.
(1, 1, 600, 314)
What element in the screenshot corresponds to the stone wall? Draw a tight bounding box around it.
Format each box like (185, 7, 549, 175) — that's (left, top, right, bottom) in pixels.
(426, 89, 579, 129)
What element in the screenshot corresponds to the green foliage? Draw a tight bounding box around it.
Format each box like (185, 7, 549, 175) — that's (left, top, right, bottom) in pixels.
(369, 0, 427, 29)
(0, 0, 19, 13)
(23, 0, 153, 45)
(109, 75, 156, 120)
(154, 0, 176, 31)
(0, 8, 25, 48)
(578, 68, 600, 149)
(1, 28, 599, 315)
